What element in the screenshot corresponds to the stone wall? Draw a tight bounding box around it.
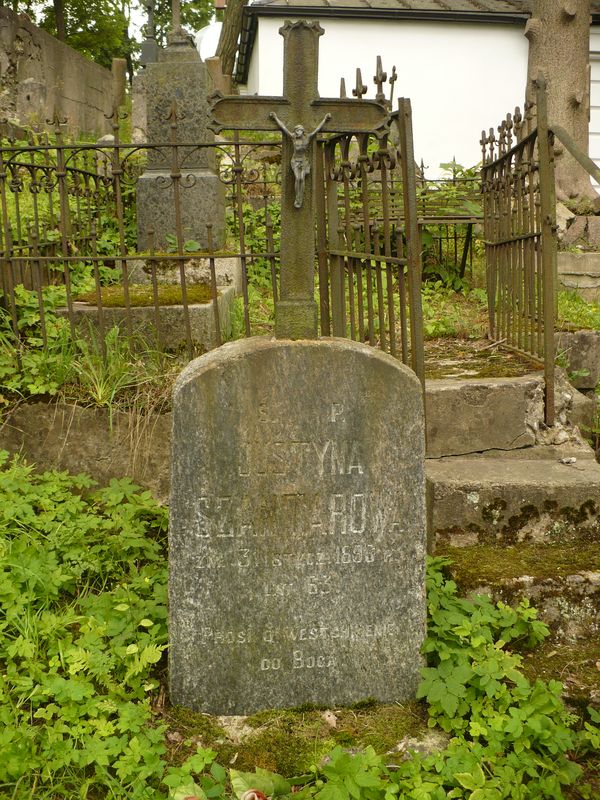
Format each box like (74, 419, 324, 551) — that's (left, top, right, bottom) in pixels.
(0, 8, 113, 135)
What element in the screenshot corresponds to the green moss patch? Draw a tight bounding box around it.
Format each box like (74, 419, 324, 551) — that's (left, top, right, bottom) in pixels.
(160, 701, 427, 775)
(520, 639, 600, 709)
(75, 283, 214, 307)
(439, 542, 600, 590)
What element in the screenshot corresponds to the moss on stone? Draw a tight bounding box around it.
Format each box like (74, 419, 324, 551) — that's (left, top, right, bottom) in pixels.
(520, 639, 600, 710)
(162, 701, 427, 775)
(75, 283, 214, 308)
(440, 541, 600, 590)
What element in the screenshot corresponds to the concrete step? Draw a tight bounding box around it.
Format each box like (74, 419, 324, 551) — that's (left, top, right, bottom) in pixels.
(426, 444, 600, 547)
(424, 373, 596, 459)
(558, 250, 600, 302)
(425, 376, 540, 458)
(440, 544, 600, 709)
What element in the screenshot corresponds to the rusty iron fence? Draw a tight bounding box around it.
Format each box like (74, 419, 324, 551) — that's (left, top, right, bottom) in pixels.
(0, 112, 285, 361)
(480, 78, 557, 425)
(416, 160, 481, 284)
(316, 98, 424, 380)
(0, 101, 428, 383)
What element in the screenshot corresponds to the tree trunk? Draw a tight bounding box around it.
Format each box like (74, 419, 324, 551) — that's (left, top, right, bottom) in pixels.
(216, 0, 248, 79)
(53, 0, 66, 41)
(526, 0, 596, 203)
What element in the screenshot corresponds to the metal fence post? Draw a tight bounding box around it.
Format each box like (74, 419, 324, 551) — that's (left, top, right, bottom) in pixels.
(535, 75, 556, 427)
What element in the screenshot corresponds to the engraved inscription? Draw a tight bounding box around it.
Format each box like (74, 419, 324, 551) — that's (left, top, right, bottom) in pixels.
(191, 491, 372, 542)
(293, 651, 336, 670)
(238, 439, 364, 477)
(193, 621, 400, 645)
(170, 343, 426, 714)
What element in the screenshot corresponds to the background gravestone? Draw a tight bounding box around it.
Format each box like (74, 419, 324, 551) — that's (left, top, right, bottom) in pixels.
(136, 29, 225, 251)
(169, 337, 426, 714)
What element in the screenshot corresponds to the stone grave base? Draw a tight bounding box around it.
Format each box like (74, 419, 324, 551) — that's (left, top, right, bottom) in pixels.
(127, 255, 243, 295)
(56, 285, 235, 352)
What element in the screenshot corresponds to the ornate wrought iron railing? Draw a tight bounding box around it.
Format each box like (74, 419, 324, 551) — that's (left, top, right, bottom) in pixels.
(0, 101, 425, 383)
(316, 99, 424, 381)
(480, 78, 556, 425)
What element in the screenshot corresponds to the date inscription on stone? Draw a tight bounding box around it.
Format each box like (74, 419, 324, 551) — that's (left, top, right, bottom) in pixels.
(169, 339, 426, 714)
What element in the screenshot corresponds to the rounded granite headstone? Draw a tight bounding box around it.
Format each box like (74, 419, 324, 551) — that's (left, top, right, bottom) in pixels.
(169, 337, 426, 714)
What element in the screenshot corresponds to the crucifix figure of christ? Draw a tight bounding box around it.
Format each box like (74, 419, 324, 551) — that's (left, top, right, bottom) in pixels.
(269, 111, 331, 208)
(210, 20, 390, 339)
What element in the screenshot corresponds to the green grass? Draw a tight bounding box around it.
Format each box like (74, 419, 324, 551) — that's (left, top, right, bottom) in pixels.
(557, 291, 600, 330)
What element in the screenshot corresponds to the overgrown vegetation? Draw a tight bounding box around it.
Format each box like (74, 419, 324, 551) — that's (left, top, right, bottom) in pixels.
(0, 285, 180, 415)
(557, 291, 600, 331)
(418, 162, 483, 289)
(0, 454, 597, 799)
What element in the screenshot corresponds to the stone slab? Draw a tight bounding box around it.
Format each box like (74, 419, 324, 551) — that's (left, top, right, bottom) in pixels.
(561, 216, 587, 246)
(144, 55, 214, 171)
(425, 376, 537, 458)
(585, 216, 600, 246)
(169, 337, 427, 714)
(0, 402, 171, 502)
(444, 548, 599, 644)
(555, 330, 600, 390)
(57, 285, 235, 352)
(568, 390, 598, 437)
(558, 252, 600, 302)
(426, 447, 600, 548)
(556, 202, 576, 241)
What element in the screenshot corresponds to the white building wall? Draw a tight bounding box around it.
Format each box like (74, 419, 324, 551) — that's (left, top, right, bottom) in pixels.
(242, 17, 529, 175)
(589, 27, 600, 177)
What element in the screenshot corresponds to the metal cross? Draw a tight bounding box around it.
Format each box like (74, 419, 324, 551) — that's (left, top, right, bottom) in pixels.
(210, 20, 389, 340)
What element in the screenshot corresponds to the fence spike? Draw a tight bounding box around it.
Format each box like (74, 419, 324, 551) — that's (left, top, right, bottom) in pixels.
(505, 113, 513, 150)
(373, 56, 387, 104)
(513, 106, 523, 141)
(388, 65, 398, 109)
(480, 129, 488, 162)
(352, 68, 368, 99)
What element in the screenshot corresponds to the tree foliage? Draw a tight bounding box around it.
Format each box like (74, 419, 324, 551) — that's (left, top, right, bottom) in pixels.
(10, 1, 214, 71)
(38, 0, 132, 69)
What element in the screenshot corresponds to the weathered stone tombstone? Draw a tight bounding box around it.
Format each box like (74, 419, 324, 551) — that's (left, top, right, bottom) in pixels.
(169, 339, 426, 713)
(169, 20, 427, 714)
(136, 0, 225, 252)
